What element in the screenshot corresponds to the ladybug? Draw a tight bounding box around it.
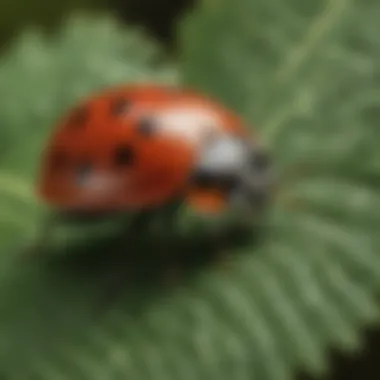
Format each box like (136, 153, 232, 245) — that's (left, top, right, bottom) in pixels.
(37, 84, 272, 219)
(29, 84, 273, 304)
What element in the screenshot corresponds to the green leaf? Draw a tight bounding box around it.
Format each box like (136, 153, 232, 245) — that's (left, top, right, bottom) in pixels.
(179, 0, 380, 377)
(1, 2, 380, 380)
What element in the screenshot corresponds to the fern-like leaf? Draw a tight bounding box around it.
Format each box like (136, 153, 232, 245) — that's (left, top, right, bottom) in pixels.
(179, 0, 380, 377)
(0, 2, 380, 380)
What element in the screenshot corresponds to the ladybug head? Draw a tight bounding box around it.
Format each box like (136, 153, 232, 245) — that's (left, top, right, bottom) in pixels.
(187, 136, 274, 215)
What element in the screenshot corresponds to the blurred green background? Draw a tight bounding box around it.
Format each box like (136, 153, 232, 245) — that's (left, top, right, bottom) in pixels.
(1, 0, 380, 379)
(0, 0, 193, 51)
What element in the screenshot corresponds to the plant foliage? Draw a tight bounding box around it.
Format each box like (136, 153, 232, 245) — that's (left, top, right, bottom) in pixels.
(0, 0, 380, 378)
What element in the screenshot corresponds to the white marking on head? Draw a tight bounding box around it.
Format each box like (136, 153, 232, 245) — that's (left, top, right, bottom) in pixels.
(197, 136, 249, 174)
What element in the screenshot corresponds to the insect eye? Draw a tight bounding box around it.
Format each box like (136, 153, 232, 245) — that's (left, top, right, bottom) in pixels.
(113, 145, 135, 167)
(110, 98, 131, 116)
(136, 117, 156, 137)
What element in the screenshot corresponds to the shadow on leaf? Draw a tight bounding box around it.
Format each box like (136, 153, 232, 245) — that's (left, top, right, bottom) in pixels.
(28, 218, 264, 315)
(0, 212, 268, 368)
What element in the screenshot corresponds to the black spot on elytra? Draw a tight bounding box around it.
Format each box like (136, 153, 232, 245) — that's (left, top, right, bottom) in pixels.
(110, 98, 131, 116)
(113, 145, 135, 167)
(136, 116, 156, 136)
(68, 107, 89, 128)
